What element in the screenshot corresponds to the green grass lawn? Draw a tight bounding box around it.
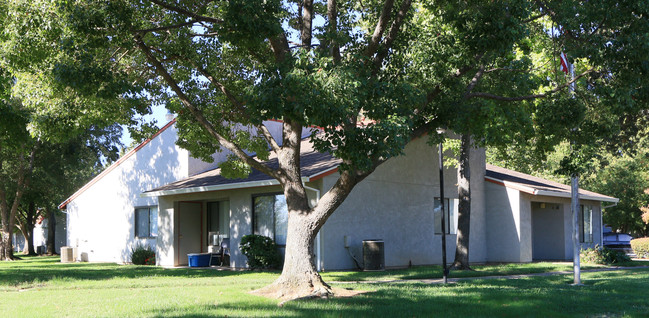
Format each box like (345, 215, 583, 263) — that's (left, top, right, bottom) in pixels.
(1, 255, 648, 317)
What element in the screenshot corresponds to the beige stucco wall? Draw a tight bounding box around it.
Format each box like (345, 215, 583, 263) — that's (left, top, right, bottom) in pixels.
(485, 186, 604, 263)
(485, 182, 524, 262)
(319, 137, 487, 270)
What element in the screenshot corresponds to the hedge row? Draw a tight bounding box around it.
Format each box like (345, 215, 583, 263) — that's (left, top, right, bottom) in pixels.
(631, 237, 649, 259)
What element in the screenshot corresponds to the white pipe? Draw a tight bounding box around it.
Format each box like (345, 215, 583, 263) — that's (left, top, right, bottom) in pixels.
(303, 184, 322, 271)
(600, 202, 618, 246)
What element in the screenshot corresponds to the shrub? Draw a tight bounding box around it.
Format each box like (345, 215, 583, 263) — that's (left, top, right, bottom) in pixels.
(631, 237, 649, 258)
(130, 243, 156, 265)
(239, 234, 281, 269)
(580, 245, 630, 265)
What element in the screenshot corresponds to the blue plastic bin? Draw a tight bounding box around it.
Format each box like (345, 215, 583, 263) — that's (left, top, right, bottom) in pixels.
(188, 253, 211, 267)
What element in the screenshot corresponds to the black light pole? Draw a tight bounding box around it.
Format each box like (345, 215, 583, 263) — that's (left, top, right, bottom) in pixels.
(437, 127, 448, 284)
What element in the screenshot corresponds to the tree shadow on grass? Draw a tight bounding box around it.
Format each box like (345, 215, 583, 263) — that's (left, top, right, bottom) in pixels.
(322, 263, 576, 282)
(141, 271, 649, 318)
(0, 255, 265, 287)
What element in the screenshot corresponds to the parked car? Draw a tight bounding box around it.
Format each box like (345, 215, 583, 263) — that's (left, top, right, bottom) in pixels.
(603, 225, 633, 254)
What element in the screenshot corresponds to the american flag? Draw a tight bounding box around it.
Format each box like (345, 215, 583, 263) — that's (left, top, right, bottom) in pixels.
(559, 52, 570, 74)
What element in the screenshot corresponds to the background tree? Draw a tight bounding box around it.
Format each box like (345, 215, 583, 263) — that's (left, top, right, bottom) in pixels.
(490, 112, 649, 237)
(0, 1, 138, 260)
(13, 127, 121, 256)
(0, 98, 34, 260)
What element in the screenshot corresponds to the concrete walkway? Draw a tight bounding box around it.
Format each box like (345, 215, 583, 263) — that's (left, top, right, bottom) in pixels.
(330, 265, 649, 285)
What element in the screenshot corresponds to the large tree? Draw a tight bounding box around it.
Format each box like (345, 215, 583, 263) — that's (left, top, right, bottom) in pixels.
(9, 0, 647, 298)
(0, 97, 35, 260)
(0, 1, 140, 259)
(14, 126, 122, 256)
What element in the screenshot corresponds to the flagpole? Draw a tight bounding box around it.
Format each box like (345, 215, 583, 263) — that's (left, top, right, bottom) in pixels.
(567, 57, 582, 286)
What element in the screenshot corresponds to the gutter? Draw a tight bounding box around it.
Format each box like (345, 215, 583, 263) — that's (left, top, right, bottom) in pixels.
(533, 189, 619, 203)
(140, 177, 310, 197)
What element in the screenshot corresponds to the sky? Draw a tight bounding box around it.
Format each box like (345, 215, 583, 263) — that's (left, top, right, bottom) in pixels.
(120, 104, 171, 147)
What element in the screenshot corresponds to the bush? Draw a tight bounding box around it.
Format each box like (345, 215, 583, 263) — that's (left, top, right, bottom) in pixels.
(580, 245, 630, 265)
(631, 237, 649, 258)
(130, 243, 156, 265)
(239, 235, 281, 269)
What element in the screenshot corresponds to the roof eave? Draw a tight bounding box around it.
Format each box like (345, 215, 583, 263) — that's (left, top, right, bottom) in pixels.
(533, 189, 619, 203)
(486, 176, 619, 203)
(140, 177, 310, 198)
(58, 119, 178, 210)
(485, 176, 538, 195)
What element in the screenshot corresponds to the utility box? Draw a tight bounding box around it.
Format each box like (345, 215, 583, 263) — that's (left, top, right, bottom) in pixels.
(60, 246, 74, 263)
(362, 239, 385, 271)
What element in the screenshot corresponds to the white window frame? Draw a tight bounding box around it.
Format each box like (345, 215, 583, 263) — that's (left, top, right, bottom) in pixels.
(135, 206, 158, 238)
(580, 205, 593, 243)
(434, 197, 457, 235)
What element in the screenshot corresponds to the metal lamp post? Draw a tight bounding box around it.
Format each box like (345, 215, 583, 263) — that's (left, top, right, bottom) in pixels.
(437, 127, 449, 284)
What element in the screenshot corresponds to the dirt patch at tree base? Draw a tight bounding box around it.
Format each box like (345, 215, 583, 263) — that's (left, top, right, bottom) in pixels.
(252, 286, 371, 305)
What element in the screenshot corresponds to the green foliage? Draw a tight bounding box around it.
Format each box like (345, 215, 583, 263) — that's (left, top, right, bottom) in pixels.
(239, 235, 281, 269)
(580, 246, 631, 265)
(585, 149, 649, 237)
(130, 243, 156, 265)
(630, 238, 649, 259)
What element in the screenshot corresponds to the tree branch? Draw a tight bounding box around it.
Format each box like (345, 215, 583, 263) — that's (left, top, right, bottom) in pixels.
(327, 0, 341, 65)
(301, 0, 314, 48)
(258, 123, 281, 154)
(373, 0, 412, 69)
(365, 0, 395, 58)
(132, 34, 281, 180)
(464, 65, 485, 99)
(425, 64, 478, 105)
(522, 12, 547, 23)
(467, 68, 595, 101)
(269, 35, 291, 64)
(135, 20, 198, 34)
(149, 0, 222, 24)
(146, 46, 247, 116)
(193, 65, 246, 111)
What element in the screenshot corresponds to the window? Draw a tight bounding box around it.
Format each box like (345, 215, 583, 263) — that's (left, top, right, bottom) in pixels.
(253, 194, 288, 246)
(207, 201, 230, 246)
(580, 205, 593, 243)
(434, 198, 457, 235)
(135, 206, 158, 238)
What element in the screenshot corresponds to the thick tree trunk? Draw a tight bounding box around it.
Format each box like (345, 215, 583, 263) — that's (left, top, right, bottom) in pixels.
(253, 211, 331, 300)
(452, 134, 472, 270)
(253, 121, 334, 300)
(25, 202, 36, 255)
(0, 199, 16, 260)
(252, 121, 368, 301)
(47, 208, 56, 255)
(18, 224, 35, 255)
(0, 226, 14, 260)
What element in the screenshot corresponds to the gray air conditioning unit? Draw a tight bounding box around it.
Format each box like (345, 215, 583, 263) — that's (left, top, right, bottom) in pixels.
(60, 246, 74, 263)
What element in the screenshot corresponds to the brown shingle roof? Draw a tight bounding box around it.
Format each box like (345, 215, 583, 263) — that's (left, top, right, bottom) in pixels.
(142, 138, 341, 196)
(485, 164, 618, 202)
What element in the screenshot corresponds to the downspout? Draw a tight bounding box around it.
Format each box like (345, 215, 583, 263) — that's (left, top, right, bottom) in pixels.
(303, 184, 322, 271)
(602, 202, 618, 209)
